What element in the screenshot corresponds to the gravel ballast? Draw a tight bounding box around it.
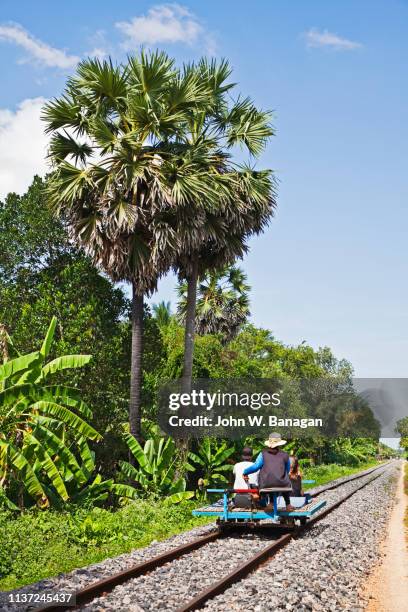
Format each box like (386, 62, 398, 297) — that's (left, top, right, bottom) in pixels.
(1, 463, 399, 612)
(203, 463, 399, 612)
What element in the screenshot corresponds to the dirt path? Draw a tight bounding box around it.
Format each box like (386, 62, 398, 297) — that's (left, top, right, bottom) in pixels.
(365, 461, 408, 612)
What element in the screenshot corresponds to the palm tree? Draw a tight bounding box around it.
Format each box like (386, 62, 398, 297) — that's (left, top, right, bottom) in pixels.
(42, 52, 218, 440)
(152, 300, 173, 329)
(177, 266, 250, 342)
(171, 59, 277, 392)
(177, 167, 276, 394)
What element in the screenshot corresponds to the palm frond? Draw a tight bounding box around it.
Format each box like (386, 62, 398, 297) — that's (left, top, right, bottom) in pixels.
(71, 57, 128, 107)
(48, 132, 93, 165)
(41, 95, 82, 135)
(225, 98, 275, 156)
(127, 50, 175, 96)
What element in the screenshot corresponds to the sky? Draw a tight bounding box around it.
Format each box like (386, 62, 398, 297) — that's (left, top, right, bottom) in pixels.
(1, 0, 408, 383)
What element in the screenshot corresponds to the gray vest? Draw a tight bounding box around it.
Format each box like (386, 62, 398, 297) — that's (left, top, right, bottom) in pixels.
(259, 449, 290, 489)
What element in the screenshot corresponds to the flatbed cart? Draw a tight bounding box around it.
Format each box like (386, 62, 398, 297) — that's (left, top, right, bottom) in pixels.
(192, 481, 326, 530)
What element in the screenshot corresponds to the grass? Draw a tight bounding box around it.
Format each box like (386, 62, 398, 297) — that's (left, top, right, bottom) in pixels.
(302, 460, 379, 489)
(0, 500, 212, 591)
(0, 461, 380, 591)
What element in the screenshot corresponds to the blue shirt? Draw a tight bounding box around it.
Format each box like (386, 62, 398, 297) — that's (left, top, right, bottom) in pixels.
(243, 452, 291, 476)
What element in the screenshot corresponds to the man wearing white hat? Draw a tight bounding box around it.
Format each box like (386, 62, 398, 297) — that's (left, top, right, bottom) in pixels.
(243, 432, 294, 511)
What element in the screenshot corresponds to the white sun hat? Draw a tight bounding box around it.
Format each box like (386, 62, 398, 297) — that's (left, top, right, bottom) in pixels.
(264, 432, 287, 448)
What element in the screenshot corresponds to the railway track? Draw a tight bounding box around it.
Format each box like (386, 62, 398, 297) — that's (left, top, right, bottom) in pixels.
(36, 462, 390, 612)
(307, 462, 385, 496)
(177, 463, 389, 612)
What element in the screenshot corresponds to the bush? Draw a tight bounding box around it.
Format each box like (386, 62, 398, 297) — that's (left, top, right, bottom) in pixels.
(0, 499, 210, 590)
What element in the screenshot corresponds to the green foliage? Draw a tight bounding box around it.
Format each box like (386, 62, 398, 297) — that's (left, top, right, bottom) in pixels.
(377, 441, 400, 459)
(284, 437, 378, 466)
(301, 461, 378, 489)
(325, 438, 378, 465)
(152, 301, 173, 330)
(160, 321, 354, 382)
(0, 176, 73, 284)
(0, 318, 104, 508)
(119, 432, 194, 503)
(0, 499, 210, 589)
(0, 176, 166, 473)
(396, 417, 408, 454)
(188, 438, 234, 489)
(177, 266, 250, 343)
(161, 324, 226, 380)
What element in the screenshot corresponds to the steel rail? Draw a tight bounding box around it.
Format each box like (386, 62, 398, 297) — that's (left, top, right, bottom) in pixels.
(176, 464, 389, 612)
(36, 530, 223, 612)
(303, 465, 388, 529)
(310, 462, 387, 497)
(176, 533, 292, 612)
(36, 462, 390, 612)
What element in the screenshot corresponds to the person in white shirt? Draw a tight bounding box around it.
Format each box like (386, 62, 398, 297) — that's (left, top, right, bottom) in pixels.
(233, 447, 259, 488)
(233, 447, 259, 508)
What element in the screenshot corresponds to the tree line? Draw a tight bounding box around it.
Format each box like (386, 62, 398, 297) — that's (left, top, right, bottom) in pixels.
(1, 52, 399, 509)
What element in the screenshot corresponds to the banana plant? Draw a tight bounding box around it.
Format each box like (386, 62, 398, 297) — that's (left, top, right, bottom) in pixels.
(188, 438, 235, 490)
(0, 317, 104, 508)
(119, 433, 194, 503)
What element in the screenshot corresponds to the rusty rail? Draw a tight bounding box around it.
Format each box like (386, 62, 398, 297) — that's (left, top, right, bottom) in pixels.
(176, 464, 388, 611)
(310, 462, 386, 497)
(177, 533, 292, 612)
(36, 462, 389, 612)
(36, 530, 223, 612)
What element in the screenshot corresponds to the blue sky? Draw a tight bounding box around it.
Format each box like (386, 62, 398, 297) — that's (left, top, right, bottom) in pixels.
(1, 0, 408, 379)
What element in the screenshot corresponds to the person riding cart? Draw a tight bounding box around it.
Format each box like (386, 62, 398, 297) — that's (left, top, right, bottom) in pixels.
(233, 446, 258, 508)
(243, 432, 295, 512)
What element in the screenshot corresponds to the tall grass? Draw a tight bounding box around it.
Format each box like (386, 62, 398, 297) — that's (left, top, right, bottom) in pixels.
(302, 461, 378, 489)
(0, 500, 211, 590)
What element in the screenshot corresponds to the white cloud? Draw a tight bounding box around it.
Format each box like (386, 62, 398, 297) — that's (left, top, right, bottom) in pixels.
(86, 47, 109, 60)
(0, 98, 48, 199)
(305, 28, 362, 51)
(116, 3, 207, 48)
(84, 29, 110, 60)
(0, 23, 80, 68)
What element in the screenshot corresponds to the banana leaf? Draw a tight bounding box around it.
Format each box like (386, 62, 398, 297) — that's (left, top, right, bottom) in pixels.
(34, 425, 87, 485)
(2, 440, 46, 501)
(32, 401, 101, 440)
(40, 317, 57, 359)
(111, 483, 139, 500)
(124, 433, 148, 468)
(163, 491, 195, 504)
(40, 355, 92, 379)
(24, 432, 69, 501)
(77, 436, 95, 478)
(0, 352, 41, 383)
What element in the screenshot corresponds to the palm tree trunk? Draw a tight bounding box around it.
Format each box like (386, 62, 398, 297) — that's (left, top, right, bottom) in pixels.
(177, 260, 198, 477)
(129, 283, 144, 445)
(182, 259, 198, 393)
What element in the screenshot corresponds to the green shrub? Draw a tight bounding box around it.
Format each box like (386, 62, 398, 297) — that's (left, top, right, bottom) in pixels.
(119, 432, 194, 503)
(0, 499, 210, 590)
